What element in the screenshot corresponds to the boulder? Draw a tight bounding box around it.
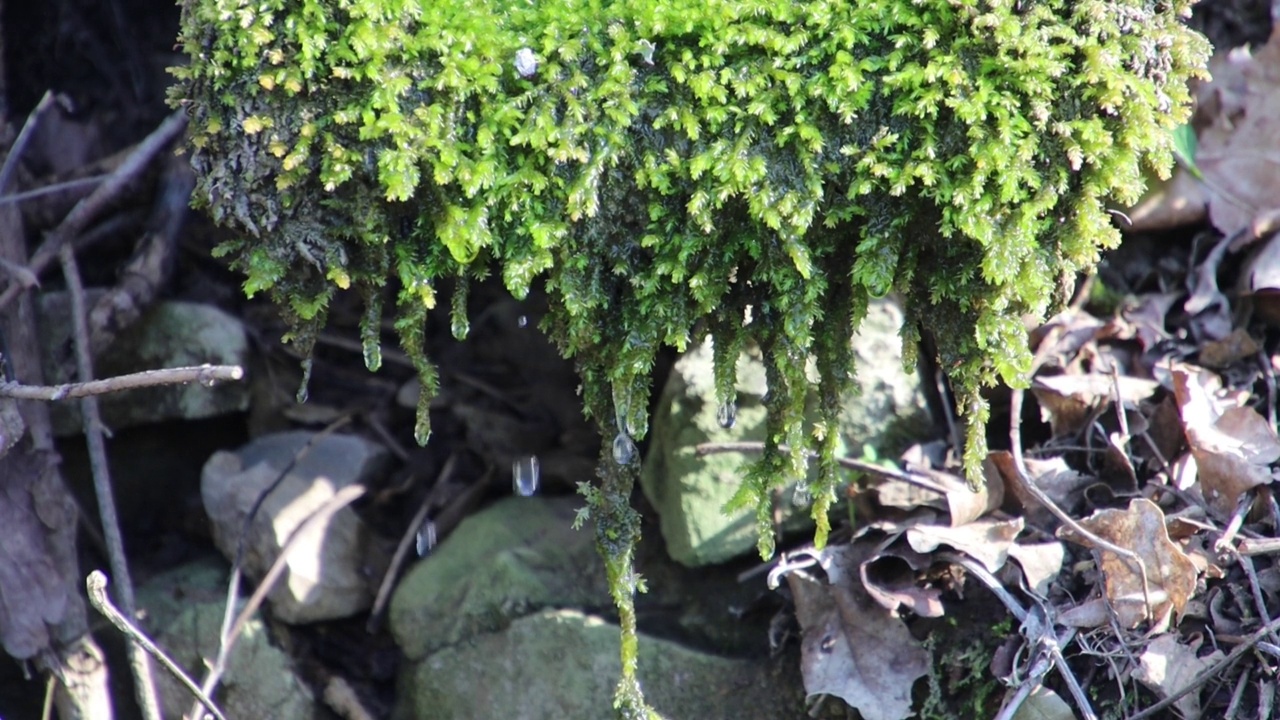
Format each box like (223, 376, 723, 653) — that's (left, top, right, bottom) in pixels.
(201, 431, 390, 623)
(641, 298, 930, 566)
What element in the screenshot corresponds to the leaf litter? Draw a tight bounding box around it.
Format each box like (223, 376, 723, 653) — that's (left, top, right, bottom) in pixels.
(762, 23, 1280, 718)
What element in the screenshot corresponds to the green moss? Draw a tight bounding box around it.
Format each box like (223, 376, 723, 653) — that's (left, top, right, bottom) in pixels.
(172, 0, 1207, 713)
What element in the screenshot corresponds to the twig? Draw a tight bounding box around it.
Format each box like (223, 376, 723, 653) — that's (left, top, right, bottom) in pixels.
(695, 440, 951, 494)
(0, 91, 55, 193)
(1235, 552, 1280, 647)
(188, 483, 367, 720)
(0, 109, 187, 312)
(1223, 666, 1250, 720)
(0, 176, 108, 207)
(367, 455, 457, 633)
(0, 364, 243, 400)
(1216, 492, 1253, 553)
(86, 571, 227, 720)
(61, 241, 162, 720)
(1260, 351, 1277, 429)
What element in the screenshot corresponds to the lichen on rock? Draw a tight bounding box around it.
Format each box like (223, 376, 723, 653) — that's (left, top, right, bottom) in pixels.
(171, 0, 1208, 713)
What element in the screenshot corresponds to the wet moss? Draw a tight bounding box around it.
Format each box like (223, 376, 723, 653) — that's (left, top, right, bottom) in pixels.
(172, 0, 1208, 712)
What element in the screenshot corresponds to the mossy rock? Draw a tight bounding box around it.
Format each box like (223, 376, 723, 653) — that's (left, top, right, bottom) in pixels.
(173, 0, 1209, 713)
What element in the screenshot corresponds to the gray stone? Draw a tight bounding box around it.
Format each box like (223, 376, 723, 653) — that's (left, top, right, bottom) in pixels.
(389, 495, 611, 661)
(135, 557, 316, 720)
(396, 609, 804, 720)
(40, 293, 249, 435)
(201, 431, 391, 623)
(641, 299, 930, 566)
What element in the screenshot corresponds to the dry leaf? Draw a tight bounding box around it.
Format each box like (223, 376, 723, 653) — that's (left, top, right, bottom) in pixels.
(1172, 364, 1280, 514)
(1198, 327, 1260, 367)
(1032, 374, 1159, 437)
(787, 572, 928, 720)
(1010, 685, 1075, 720)
(989, 452, 1090, 523)
(1007, 542, 1066, 597)
(1058, 499, 1198, 630)
(1057, 598, 1112, 628)
(1134, 634, 1224, 718)
(1197, 28, 1280, 235)
(1124, 167, 1209, 233)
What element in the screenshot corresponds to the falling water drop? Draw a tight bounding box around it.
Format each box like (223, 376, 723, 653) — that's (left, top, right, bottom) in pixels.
(451, 315, 470, 341)
(716, 402, 737, 429)
(612, 432, 638, 466)
(517, 315, 529, 328)
(415, 520, 437, 557)
(792, 483, 812, 507)
(512, 455, 541, 496)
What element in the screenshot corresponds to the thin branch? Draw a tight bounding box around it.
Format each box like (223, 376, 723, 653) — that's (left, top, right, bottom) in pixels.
(61, 241, 162, 720)
(85, 571, 227, 720)
(0, 364, 244, 400)
(0, 109, 187, 312)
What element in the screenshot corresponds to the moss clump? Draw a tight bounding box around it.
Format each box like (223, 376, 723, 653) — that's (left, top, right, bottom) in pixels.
(172, 0, 1206, 713)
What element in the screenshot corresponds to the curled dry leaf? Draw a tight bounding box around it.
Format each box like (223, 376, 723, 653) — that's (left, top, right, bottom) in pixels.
(1172, 364, 1280, 514)
(1244, 232, 1280, 329)
(905, 517, 1023, 574)
(787, 572, 929, 720)
(1134, 634, 1225, 719)
(1057, 499, 1198, 630)
(860, 550, 945, 618)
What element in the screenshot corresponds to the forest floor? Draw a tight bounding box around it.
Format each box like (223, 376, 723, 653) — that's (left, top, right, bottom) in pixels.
(2, 1, 1280, 719)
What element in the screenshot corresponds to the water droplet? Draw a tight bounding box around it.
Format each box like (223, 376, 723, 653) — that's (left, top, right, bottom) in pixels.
(517, 315, 528, 328)
(512, 455, 541, 496)
(612, 432, 638, 465)
(717, 402, 737, 429)
(415, 520, 437, 556)
(514, 47, 538, 78)
(792, 483, 812, 507)
(451, 315, 470, 341)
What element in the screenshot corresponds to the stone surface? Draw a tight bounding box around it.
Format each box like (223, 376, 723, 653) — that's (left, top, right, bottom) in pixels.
(396, 609, 804, 720)
(135, 557, 316, 720)
(641, 298, 930, 566)
(201, 431, 391, 623)
(40, 293, 250, 435)
(389, 495, 611, 661)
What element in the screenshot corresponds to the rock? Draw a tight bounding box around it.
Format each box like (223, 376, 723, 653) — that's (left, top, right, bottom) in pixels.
(39, 293, 250, 436)
(641, 298, 930, 566)
(201, 431, 391, 623)
(397, 608, 804, 720)
(389, 495, 610, 661)
(135, 557, 316, 720)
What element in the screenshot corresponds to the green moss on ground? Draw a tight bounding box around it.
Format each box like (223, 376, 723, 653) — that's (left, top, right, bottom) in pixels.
(172, 0, 1207, 713)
